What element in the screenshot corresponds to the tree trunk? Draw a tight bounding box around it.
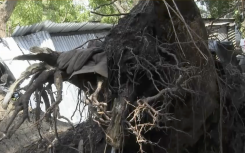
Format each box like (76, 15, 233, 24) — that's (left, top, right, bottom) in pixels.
(0, 0, 17, 37)
(104, 0, 219, 152)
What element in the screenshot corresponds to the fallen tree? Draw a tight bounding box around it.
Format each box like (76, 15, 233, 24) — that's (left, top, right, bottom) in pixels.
(1, 0, 245, 153)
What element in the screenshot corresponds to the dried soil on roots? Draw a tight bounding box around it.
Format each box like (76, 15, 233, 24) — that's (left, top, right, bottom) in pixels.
(17, 120, 106, 153)
(103, 0, 219, 152)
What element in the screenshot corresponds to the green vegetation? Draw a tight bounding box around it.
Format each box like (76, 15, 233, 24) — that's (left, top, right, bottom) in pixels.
(204, 0, 235, 18)
(6, 0, 245, 37)
(204, 0, 245, 37)
(88, 0, 135, 23)
(7, 0, 90, 34)
(6, 0, 136, 35)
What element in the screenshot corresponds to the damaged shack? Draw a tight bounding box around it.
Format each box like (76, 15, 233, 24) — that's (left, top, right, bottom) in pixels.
(0, 21, 112, 153)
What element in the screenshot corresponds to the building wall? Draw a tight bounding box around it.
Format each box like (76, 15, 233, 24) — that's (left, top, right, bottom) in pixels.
(207, 25, 228, 41)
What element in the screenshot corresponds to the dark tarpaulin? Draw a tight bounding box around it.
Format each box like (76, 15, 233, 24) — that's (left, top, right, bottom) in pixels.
(57, 40, 108, 80)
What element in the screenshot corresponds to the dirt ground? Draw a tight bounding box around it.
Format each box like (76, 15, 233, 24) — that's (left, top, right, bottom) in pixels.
(17, 120, 107, 153)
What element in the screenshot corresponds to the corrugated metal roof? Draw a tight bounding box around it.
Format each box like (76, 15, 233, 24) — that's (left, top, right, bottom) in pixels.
(205, 22, 230, 26)
(205, 22, 236, 27)
(13, 31, 55, 54)
(52, 34, 92, 51)
(12, 20, 113, 37)
(204, 18, 236, 27)
(12, 30, 109, 52)
(205, 18, 238, 47)
(203, 18, 235, 23)
(51, 31, 108, 51)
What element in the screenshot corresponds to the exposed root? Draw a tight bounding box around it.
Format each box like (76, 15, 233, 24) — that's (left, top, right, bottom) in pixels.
(0, 45, 109, 146)
(3, 69, 56, 138)
(2, 63, 47, 109)
(85, 76, 111, 124)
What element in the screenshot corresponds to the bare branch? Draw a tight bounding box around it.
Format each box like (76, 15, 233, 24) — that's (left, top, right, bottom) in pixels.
(91, 11, 128, 16)
(94, 0, 117, 11)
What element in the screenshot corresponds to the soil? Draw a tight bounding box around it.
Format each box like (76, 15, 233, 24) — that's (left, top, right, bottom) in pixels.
(18, 120, 107, 153)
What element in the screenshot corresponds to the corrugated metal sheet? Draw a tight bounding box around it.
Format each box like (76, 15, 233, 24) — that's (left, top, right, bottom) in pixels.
(205, 19, 238, 47)
(12, 20, 113, 37)
(207, 26, 228, 41)
(52, 34, 89, 51)
(205, 22, 229, 26)
(228, 25, 236, 46)
(204, 18, 238, 47)
(207, 25, 237, 47)
(13, 31, 55, 54)
(205, 22, 235, 27)
(203, 18, 235, 24)
(12, 30, 109, 52)
(51, 32, 107, 51)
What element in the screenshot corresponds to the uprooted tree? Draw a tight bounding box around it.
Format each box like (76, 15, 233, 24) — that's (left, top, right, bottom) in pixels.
(1, 0, 245, 153)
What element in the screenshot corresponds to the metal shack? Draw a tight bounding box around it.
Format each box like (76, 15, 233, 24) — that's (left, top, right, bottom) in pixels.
(0, 20, 113, 124)
(204, 18, 238, 47)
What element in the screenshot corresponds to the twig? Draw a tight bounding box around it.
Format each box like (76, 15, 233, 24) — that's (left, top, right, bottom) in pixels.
(71, 89, 82, 120)
(94, 0, 117, 11)
(35, 88, 43, 139)
(91, 11, 128, 16)
(73, 37, 105, 50)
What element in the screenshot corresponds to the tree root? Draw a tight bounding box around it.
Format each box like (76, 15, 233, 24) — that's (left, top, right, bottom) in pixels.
(2, 63, 47, 109)
(2, 69, 56, 138)
(0, 47, 109, 143)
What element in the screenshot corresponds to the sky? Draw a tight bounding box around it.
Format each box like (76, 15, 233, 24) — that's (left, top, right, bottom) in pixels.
(73, 0, 89, 8)
(195, 0, 208, 11)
